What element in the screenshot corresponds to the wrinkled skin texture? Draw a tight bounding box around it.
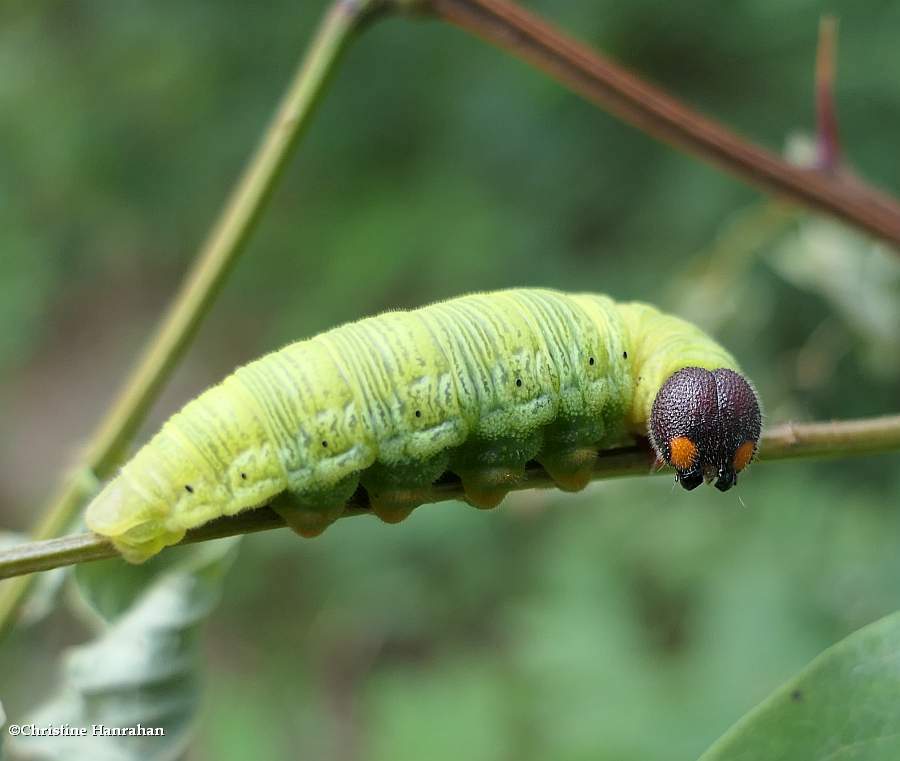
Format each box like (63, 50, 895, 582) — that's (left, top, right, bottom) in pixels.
(85, 290, 756, 562)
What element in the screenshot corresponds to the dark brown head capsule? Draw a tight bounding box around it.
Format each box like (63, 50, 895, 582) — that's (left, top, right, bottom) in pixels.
(649, 367, 761, 492)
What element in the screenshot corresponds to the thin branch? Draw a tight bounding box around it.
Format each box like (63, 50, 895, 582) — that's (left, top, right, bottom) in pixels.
(1, 414, 899, 581)
(0, 0, 383, 635)
(757, 414, 900, 460)
(815, 15, 841, 171)
(422, 0, 900, 248)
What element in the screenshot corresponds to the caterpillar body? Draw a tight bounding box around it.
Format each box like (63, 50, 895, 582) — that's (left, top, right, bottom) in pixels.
(86, 289, 762, 563)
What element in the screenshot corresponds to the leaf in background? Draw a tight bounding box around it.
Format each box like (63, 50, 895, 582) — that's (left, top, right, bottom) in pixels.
(698, 610, 900, 761)
(72, 536, 240, 624)
(665, 200, 795, 332)
(767, 217, 900, 376)
(9, 537, 240, 761)
(1, 698, 6, 759)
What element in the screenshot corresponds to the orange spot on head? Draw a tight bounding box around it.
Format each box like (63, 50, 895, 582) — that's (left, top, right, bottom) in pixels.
(669, 436, 698, 469)
(733, 440, 756, 472)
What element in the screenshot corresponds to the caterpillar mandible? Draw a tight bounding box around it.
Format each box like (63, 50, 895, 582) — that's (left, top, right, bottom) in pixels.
(85, 289, 762, 563)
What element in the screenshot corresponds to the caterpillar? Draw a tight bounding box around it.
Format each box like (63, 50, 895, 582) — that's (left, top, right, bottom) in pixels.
(85, 289, 762, 563)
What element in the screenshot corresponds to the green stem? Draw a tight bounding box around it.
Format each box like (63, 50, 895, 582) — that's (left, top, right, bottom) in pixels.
(0, 0, 380, 636)
(1, 414, 899, 581)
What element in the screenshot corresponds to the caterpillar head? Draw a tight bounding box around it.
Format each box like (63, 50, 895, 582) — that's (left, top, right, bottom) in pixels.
(649, 367, 761, 492)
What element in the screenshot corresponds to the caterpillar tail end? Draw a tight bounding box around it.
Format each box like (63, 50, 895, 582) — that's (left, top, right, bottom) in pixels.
(85, 480, 184, 564)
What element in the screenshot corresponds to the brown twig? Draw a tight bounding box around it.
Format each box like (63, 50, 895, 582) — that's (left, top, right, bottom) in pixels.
(1, 414, 898, 581)
(422, 0, 900, 248)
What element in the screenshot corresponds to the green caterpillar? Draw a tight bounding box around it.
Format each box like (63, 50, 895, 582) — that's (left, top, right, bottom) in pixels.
(86, 289, 762, 563)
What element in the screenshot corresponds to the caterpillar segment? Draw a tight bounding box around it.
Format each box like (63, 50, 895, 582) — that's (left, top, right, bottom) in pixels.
(85, 289, 760, 563)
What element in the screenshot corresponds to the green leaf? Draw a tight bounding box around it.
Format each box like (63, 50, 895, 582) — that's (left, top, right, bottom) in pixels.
(1, 698, 6, 759)
(768, 218, 900, 376)
(698, 611, 900, 761)
(9, 537, 240, 761)
(73, 536, 240, 624)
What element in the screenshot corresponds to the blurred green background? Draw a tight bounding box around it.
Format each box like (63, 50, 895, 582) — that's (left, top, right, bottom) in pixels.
(2, 0, 900, 759)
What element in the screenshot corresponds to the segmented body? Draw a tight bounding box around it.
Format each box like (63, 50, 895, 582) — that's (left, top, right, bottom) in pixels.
(86, 289, 738, 562)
